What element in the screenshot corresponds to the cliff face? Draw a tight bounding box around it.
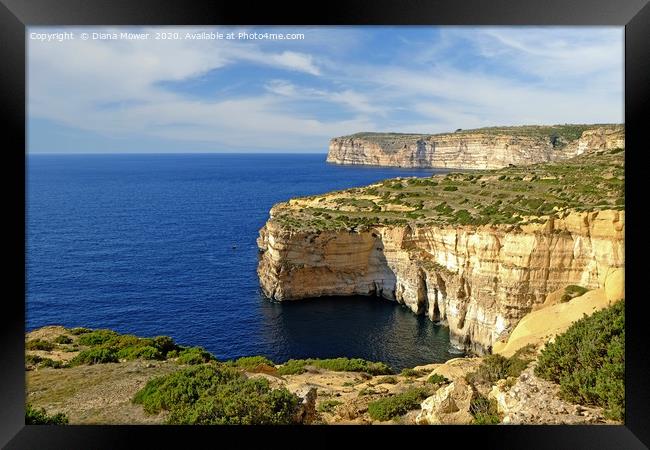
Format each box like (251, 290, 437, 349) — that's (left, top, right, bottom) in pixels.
(326, 125, 624, 169)
(257, 210, 624, 353)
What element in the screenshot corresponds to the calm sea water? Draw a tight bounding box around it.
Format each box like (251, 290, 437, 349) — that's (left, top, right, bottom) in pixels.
(26, 154, 460, 370)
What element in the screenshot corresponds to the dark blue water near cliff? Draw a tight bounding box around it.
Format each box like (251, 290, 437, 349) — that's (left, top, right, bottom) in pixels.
(27, 154, 458, 370)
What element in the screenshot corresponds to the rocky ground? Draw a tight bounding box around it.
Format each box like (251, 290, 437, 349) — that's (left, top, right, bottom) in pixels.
(490, 362, 612, 425)
(27, 359, 174, 424)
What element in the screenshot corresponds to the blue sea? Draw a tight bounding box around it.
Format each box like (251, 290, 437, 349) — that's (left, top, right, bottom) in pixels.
(26, 154, 460, 370)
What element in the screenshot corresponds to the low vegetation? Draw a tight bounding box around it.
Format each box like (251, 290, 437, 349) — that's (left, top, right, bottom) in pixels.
(227, 356, 275, 372)
(317, 399, 342, 413)
(69, 327, 92, 335)
(400, 368, 428, 377)
(469, 394, 501, 425)
(561, 285, 589, 302)
(53, 335, 73, 345)
(465, 344, 536, 386)
(26, 404, 69, 425)
(427, 373, 450, 385)
(25, 326, 219, 369)
(276, 357, 392, 376)
(535, 300, 624, 421)
(272, 148, 624, 231)
(377, 376, 399, 384)
(25, 339, 55, 351)
(367, 387, 432, 421)
(175, 347, 216, 365)
(69, 348, 119, 366)
(25, 354, 65, 369)
(133, 364, 300, 424)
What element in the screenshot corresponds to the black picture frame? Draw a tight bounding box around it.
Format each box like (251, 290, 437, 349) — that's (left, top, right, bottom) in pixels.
(1, 0, 648, 448)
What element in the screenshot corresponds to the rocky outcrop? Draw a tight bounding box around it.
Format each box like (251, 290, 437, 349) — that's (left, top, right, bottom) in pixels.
(292, 386, 318, 424)
(257, 210, 624, 354)
(416, 380, 475, 425)
(326, 125, 624, 169)
(488, 363, 610, 424)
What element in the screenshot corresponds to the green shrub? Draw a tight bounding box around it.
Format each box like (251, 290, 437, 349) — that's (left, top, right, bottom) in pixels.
(560, 285, 589, 302)
(453, 209, 473, 224)
(230, 356, 275, 371)
(77, 329, 118, 346)
(26, 339, 54, 351)
(442, 186, 458, 191)
(133, 364, 229, 414)
(69, 348, 118, 366)
(470, 394, 500, 424)
(377, 376, 399, 384)
(508, 344, 536, 373)
(466, 354, 509, 385)
(117, 345, 163, 361)
(535, 300, 624, 421)
(104, 334, 151, 350)
(152, 336, 178, 356)
(317, 399, 342, 413)
(176, 347, 216, 365)
(40, 358, 65, 369)
(434, 202, 454, 215)
(367, 387, 431, 421)
(25, 405, 68, 425)
(25, 354, 43, 366)
(61, 328, 182, 364)
(358, 387, 378, 396)
(69, 327, 92, 335)
(53, 335, 72, 345)
(276, 359, 312, 375)
(427, 373, 450, 385)
(400, 368, 427, 377)
(92, 332, 178, 361)
(277, 358, 392, 376)
(133, 364, 299, 424)
(25, 354, 65, 369)
(170, 380, 298, 425)
(466, 345, 535, 386)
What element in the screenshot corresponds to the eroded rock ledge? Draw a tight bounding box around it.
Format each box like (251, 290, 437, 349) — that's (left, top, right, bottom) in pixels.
(257, 210, 624, 354)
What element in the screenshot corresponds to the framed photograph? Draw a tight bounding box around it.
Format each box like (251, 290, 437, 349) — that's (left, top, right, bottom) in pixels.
(1, 0, 647, 447)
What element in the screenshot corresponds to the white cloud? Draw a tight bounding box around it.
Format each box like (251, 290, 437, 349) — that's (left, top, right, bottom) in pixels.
(264, 80, 299, 97)
(264, 80, 383, 115)
(266, 51, 321, 76)
(478, 27, 623, 76)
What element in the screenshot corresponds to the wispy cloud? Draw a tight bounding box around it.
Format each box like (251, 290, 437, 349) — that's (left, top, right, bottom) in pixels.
(264, 80, 383, 115)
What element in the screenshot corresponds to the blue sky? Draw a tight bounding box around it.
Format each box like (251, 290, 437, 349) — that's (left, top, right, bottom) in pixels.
(28, 26, 623, 153)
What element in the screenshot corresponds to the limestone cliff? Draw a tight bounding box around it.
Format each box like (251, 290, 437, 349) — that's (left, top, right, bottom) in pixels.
(258, 149, 625, 354)
(257, 210, 624, 353)
(327, 124, 624, 169)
